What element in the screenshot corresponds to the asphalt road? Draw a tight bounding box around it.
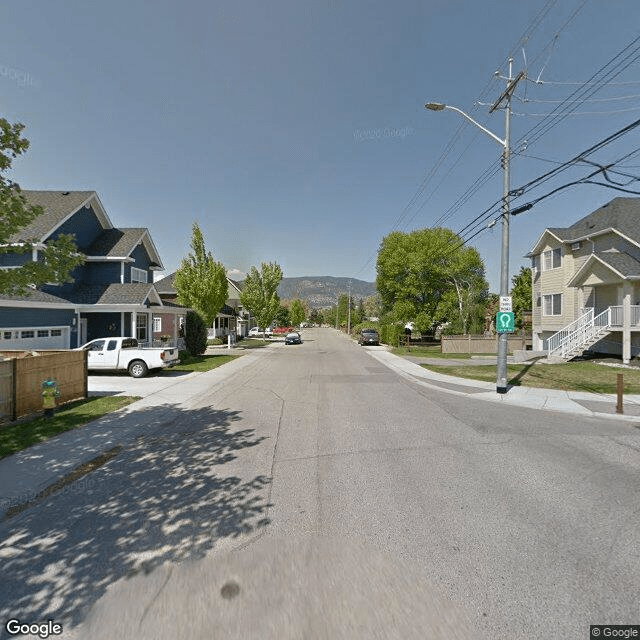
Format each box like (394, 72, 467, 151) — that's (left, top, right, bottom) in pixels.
(1, 328, 639, 639)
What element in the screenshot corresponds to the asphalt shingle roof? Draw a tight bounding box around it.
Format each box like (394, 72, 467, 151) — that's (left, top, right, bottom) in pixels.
(40, 283, 155, 305)
(548, 197, 640, 243)
(0, 288, 74, 304)
(10, 191, 95, 242)
(154, 272, 177, 294)
(85, 228, 147, 257)
(592, 251, 640, 277)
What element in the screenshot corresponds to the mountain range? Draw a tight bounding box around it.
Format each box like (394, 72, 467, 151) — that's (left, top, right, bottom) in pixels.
(277, 276, 377, 309)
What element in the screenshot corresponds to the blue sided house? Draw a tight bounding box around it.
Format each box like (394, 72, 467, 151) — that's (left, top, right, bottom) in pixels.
(0, 190, 187, 349)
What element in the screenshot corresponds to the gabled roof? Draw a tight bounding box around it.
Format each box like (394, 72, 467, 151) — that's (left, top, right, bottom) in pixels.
(84, 228, 163, 269)
(41, 283, 162, 306)
(86, 228, 146, 257)
(154, 272, 177, 294)
(566, 251, 640, 287)
(12, 191, 111, 242)
(528, 197, 640, 254)
(0, 288, 76, 306)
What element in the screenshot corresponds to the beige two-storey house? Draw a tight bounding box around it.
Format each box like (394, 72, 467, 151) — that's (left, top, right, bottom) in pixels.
(527, 197, 640, 362)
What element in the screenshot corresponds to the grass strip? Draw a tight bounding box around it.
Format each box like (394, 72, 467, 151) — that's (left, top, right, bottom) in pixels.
(174, 353, 239, 372)
(0, 395, 139, 460)
(421, 361, 640, 394)
(3, 446, 122, 520)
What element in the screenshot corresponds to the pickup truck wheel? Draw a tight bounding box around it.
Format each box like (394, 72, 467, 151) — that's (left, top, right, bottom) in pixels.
(128, 360, 148, 378)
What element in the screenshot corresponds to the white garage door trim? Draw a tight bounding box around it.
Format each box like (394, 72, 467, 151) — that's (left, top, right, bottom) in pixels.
(0, 326, 70, 350)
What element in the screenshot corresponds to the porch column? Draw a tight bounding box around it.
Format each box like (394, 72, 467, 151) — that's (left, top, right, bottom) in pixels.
(131, 312, 137, 340)
(121, 311, 125, 337)
(623, 280, 632, 363)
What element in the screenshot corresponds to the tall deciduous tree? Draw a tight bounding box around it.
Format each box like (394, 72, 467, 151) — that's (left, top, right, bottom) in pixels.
(0, 118, 83, 294)
(290, 299, 306, 327)
(240, 262, 283, 338)
(174, 223, 228, 327)
(376, 227, 488, 334)
(511, 266, 532, 330)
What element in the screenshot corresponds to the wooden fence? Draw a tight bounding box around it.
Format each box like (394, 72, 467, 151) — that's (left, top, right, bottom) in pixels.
(0, 350, 87, 422)
(441, 333, 532, 354)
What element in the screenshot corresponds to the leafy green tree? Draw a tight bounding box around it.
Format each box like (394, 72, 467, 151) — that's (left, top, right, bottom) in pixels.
(290, 299, 306, 327)
(376, 227, 488, 334)
(174, 223, 228, 327)
(511, 266, 532, 330)
(240, 262, 283, 338)
(337, 294, 349, 327)
(363, 294, 382, 320)
(0, 118, 84, 295)
(275, 303, 290, 327)
(184, 310, 208, 356)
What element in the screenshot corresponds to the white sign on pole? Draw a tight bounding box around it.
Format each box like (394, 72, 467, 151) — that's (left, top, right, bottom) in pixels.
(499, 296, 513, 312)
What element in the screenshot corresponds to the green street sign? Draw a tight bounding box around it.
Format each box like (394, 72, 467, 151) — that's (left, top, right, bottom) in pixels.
(496, 311, 515, 333)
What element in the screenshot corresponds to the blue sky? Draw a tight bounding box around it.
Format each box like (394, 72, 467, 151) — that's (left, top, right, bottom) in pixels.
(2, 0, 639, 292)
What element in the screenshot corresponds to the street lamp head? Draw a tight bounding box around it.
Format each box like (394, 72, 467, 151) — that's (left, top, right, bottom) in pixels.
(425, 102, 446, 111)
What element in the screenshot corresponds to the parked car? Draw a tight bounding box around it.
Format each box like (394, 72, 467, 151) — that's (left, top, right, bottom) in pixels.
(79, 337, 180, 377)
(358, 328, 380, 346)
(284, 331, 302, 345)
(249, 327, 273, 337)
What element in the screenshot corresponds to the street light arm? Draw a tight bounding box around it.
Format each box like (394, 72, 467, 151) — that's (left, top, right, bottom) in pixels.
(425, 103, 506, 148)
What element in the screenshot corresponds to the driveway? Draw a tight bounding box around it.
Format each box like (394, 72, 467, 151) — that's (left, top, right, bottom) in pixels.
(88, 369, 201, 398)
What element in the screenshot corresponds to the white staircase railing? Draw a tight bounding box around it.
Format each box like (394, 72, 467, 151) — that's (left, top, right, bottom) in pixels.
(548, 308, 593, 355)
(548, 307, 611, 358)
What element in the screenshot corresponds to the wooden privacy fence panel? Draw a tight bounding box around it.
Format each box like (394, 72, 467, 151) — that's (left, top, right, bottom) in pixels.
(0, 360, 13, 422)
(441, 334, 531, 354)
(0, 350, 87, 421)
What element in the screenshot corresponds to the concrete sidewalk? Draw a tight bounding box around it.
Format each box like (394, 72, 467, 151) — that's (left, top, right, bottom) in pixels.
(0, 353, 261, 519)
(367, 349, 640, 422)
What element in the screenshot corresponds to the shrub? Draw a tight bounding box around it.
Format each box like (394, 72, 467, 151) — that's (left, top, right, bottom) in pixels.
(207, 338, 223, 346)
(185, 311, 208, 356)
(379, 323, 403, 346)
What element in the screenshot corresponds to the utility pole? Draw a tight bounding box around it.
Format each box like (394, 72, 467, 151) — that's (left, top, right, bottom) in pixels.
(347, 280, 352, 335)
(491, 58, 522, 394)
(425, 58, 523, 394)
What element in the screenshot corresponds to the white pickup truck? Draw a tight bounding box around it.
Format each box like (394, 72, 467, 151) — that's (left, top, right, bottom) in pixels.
(80, 337, 180, 377)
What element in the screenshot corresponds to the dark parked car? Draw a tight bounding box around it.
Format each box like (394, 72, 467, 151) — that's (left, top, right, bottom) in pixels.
(284, 331, 302, 345)
(358, 328, 379, 346)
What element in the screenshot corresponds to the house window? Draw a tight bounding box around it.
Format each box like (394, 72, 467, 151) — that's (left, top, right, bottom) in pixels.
(131, 267, 148, 283)
(542, 248, 561, 271)
(153, 317, 162, 333)
(21, 330, 35, 339)
(51, 329, 62, 337)
(543, 293, 562, 316)
(136, 315, 148, 341)
(2, 331, 11, 340)
(37, 330, 50, 338)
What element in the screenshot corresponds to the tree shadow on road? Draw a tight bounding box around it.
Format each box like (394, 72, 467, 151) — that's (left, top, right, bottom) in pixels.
(0, 404, 272, 634)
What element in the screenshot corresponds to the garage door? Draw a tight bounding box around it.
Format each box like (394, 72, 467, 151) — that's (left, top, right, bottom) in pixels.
(0, 327, 70, 350)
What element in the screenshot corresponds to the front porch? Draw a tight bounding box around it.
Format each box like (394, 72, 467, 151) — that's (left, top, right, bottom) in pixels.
(547, 305, 640, 362)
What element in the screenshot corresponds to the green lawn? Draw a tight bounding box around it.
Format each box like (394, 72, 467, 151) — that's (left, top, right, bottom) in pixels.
(422, 361, 640, 394)
(392, 345, 478, 359)
(0, 395, 140, 460)
(236, 339, 271, 349)
(174, 352, 239, 372)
